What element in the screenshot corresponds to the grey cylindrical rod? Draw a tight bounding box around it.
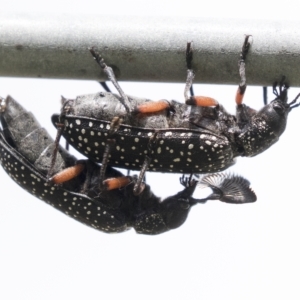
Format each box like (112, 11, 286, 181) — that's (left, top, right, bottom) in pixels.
(1, 13, 300, 86)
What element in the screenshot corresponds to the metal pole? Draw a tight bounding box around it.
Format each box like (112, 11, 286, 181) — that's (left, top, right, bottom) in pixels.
(1, 13, 300, 86)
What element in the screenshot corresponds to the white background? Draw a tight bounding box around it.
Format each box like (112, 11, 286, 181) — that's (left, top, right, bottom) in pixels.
(1, 1, 300, 299)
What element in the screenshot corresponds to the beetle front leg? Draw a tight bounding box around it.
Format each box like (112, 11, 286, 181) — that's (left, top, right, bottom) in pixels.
(235, 35, 256, 127)
(235, 35, 251, 105)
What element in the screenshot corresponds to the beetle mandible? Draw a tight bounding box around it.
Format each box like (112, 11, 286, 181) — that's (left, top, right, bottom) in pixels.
(0, 95, 257, 235)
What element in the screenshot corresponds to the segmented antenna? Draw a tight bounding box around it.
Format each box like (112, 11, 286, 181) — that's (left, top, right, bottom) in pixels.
(198, 173, 257, 204)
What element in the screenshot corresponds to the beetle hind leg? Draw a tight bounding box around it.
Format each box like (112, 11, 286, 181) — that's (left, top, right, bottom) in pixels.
(89, 47, 131, 113)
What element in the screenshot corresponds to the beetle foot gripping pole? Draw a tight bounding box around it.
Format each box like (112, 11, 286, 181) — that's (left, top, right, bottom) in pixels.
(184, 42, 195, 101)
(89, 47, 131, 113)
(235, 35, 251, 105)
(184, 42, 219, 107)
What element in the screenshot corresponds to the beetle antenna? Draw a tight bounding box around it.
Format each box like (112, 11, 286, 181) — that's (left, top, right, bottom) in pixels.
(289, 93, 300, 110)
(197, 173, 257, 204)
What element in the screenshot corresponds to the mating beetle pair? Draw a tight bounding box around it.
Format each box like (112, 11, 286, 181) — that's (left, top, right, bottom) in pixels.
(1, 35, 297, 234)
(0, 95, 256, 235)
(52, 36, 300, 194)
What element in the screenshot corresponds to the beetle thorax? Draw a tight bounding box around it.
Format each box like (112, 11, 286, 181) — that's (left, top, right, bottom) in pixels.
(239, 118, 277, 156)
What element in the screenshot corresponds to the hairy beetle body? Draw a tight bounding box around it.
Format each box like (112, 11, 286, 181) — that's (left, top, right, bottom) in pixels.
(0, 95, 256, 235)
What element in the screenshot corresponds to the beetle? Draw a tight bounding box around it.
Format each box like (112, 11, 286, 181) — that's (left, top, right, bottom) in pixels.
(51, 36, 300, 193)
(0, 95, 256, 235)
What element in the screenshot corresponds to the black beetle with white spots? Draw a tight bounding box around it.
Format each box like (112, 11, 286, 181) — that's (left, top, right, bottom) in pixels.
(52, 37, 300, 193)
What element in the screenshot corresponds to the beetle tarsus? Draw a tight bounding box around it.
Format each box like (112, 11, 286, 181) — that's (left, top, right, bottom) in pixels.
(180, 174, 196, 188)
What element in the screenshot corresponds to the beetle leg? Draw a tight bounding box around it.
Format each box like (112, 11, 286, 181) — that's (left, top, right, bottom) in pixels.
(103, 176, 133, 190)
(47, 122, 64, 179)
(235, 35, 254, 127)
(133, 132, 159, 195)
(99, 138, 116, 190)
(186, 41, 193, 70)
(79, 160, 133, 194)
(50, 162, 85, 184)
(184, 42, 219, 107)
(48, 97, 79, 179)
(133, 156, 149, 195)
(184, 42, 195, 102)
(263, 86, 268, 105)
(134, 100, 171, 114)
(186, 96, 219, 106)
(235, 35, 251, 105)
(98, 117, 123, 190)
(99, 81, 112, 92)
(180, 173, 196, 188)
(89, 47, 131, 113)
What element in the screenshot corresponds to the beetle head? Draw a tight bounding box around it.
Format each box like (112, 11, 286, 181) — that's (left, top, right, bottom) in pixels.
(239, 79, 300, 157)
(160, 182, 198, 230)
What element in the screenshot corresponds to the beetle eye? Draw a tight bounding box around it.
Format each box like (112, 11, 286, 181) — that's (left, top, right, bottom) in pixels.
(273, 103, 285, 116)
(179, 199, 190, 210)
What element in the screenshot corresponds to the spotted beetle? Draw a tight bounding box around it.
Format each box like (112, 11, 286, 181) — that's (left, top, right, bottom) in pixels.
(0, 95, 256, 235)
(52, 36, 300, 193)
